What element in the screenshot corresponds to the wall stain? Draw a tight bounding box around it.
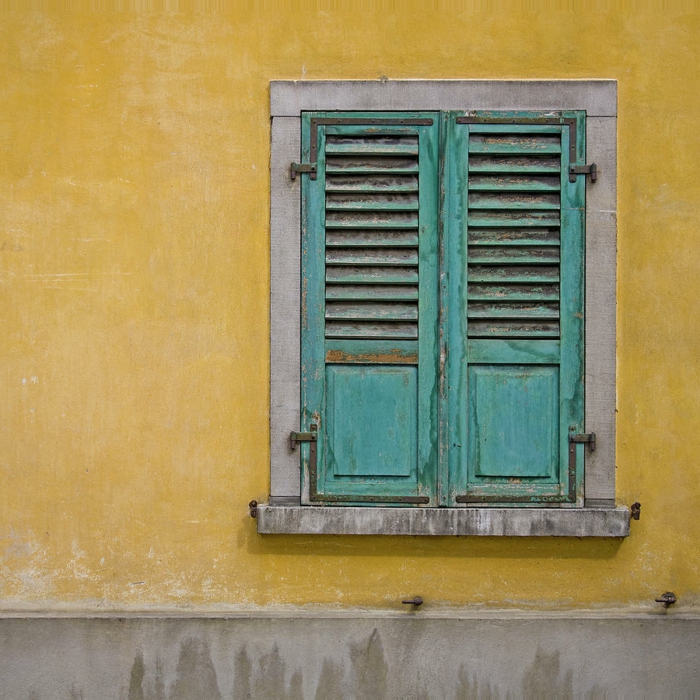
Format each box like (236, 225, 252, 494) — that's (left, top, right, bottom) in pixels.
(169, 638, 222, 700)
(522, 649, 573, 699)
(314, 657, 345, 699)
(152, 657, 167, 700)
(128, 650, 146, 700)
(455, 664, 500, 700)
(288, 669, 303, 699)
(350, 627, 388, 700)
(233, 646, 252, 700)
(252, 643, 287, 699)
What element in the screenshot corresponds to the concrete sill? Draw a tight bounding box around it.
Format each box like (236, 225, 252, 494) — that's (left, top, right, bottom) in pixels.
(256, 505, 631, 537)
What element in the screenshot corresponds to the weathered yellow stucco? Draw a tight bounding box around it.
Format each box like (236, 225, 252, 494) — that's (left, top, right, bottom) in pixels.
(1, 3, 699, 610)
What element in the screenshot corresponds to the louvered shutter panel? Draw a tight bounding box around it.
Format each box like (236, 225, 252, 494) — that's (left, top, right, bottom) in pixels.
(448, 113, 586, 504)
(301, 114, 439, 504)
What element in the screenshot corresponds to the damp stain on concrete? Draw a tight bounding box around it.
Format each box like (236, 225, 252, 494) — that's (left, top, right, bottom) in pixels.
(349, 627, 388, 699)
(522, 649, 573, 699)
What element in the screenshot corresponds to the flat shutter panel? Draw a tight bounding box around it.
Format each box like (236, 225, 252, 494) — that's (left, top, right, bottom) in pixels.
(448, 113, 585, 504)
(301, 114, 439, 504)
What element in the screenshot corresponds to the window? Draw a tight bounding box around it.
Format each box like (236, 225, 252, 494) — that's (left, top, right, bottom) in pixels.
(261, 81, 629, 536)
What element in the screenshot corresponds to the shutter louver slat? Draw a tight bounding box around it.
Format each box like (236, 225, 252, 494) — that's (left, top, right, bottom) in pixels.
(467, 246, 560, 264)
(468, 283, 560, 301)
(326, 248, 418, 266)
(326, 156, 419, 175)
(469, 157, 560, 174)
(325, 302, 418, 321)
(325, 285, 419, 301)
(326, 230, 419, 247)
(468, 175, 560, 192)
(468, 193, 560, 210)
(467, 128, 562, 340)
(326, 175, 419, 193)
(467, 228, 560, 245)
(326, 212, 419, 228)
(468, 133, 562, 154)
(325, 134, 420, 341)
(326, 266, 419, 284)
(325, 322, 418, 339)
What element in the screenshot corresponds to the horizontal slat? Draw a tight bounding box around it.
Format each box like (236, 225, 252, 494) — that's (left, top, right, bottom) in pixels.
(326, 156, 419, 173)
(326, 302, 418, 321)
(324, 123, 431, 135)
(468, 265, 559, 283)
(326, 211, 418, 228)
(468, 175, 560, 192)
(468, 283, 560, 301)
(468, 212, 561, 228)
(326, 203, 419, 212)
(468, 246, 560, 264)
(325, 168, 419, 176)
(469, 156, 560, 174)
(469, 134, 561, 155)
(325, 339, 418, 365)
(326, 143, 419, 156)
(467, 228, 560, 245)
(326, 248, 418, 266)
(467, 124, 563, 134)
(467, 321, 560, 338)
(326, 134, 418, 144)
(326, 230, 419, 247)
(326, 266, 419, 284)
(326, 174, 419, 193)
(326, 194, 419, 211)
(467, 339, 560, 364)
(325, 321, 418, 340)
(326, 284, 419, 301)
(468, 193, 560, 210)
(467, 302, 559, 319)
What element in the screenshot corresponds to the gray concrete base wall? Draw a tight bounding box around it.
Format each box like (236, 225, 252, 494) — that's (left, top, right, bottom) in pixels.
(1, 613, 698, 699)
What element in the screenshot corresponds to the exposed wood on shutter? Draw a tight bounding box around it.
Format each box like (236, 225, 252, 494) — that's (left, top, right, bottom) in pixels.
(467, 131, 563, 340)
(324, 135, 421, 342)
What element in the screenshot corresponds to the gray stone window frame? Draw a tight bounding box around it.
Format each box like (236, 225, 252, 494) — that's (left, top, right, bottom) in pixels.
(261, 80, 629, 536)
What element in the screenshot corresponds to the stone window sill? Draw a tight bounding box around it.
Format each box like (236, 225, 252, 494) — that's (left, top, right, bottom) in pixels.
(256, 505, 631, 537)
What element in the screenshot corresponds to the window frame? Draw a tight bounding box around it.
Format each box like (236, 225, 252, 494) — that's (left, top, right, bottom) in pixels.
(263, 80, 628, 536)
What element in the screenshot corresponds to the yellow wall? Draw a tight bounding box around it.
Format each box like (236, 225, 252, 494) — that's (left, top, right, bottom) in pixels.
(1, 3, 699, 610)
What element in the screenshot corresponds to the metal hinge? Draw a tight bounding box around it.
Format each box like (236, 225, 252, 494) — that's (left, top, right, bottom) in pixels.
(289, 430, 317, 451)
(569, 163, 597, 183)
(569, 432, 597, 451)
(290, 162, 317, 180)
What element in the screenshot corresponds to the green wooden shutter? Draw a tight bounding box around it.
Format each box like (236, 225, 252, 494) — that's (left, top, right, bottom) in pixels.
(301, 113, 440, 504)
(447, 112, 586, 504)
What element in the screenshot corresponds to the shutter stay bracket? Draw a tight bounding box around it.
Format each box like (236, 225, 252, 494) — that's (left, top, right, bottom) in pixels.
(569, 163, 597, 183)
(290, 162, 317, 180)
